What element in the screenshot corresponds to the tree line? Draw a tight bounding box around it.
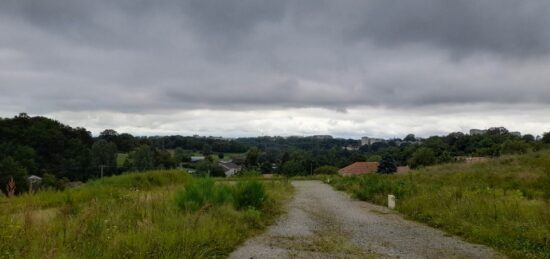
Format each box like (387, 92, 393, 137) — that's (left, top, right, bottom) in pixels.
(2, 113, 550, 195)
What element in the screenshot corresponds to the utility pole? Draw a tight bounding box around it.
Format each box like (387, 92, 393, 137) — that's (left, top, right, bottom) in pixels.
(99, 165, 108, 178)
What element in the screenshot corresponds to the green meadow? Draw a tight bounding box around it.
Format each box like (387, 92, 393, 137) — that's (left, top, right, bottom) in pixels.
(328, 151, 550, 258)
(0, 170, 292, 258)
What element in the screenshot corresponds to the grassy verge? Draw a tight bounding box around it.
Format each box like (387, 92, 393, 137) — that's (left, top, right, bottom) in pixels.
(0, 170, 293, 258)
(327, 152, 550, 258)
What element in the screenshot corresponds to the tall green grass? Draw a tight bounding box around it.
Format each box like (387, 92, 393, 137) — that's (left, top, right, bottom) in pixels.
(176, 178, 267, 212)
(0, 170, 293, 258)
(0, 170, 192, 214)
(329, 151, 550, 258)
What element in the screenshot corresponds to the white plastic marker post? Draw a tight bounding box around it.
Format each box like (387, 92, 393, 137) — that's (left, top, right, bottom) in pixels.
(388, 195, 396, 209)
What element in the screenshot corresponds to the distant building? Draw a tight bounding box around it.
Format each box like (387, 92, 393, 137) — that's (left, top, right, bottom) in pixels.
(339, 162, 379, 176)
(191, 156, 205, 162)
(343, 146, 359, 151)
(218, 161, 242, 177)
(469, 129, 487, 136)
(27, 175, 42, 191)
(361, 136, 385, 146)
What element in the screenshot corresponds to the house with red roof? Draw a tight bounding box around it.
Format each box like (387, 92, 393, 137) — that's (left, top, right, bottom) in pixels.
(339, 162, 379, 176)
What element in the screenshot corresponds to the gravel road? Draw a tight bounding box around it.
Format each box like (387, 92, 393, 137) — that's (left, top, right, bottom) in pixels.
(229, 180, 502, 259)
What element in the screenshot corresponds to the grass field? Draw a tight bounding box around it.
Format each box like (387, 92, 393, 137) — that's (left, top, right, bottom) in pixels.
(328, 151, 550, 258)
(0, 170, 293, 258)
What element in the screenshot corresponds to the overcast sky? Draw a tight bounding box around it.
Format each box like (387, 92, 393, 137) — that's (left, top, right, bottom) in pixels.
(2, 0, 550, 138)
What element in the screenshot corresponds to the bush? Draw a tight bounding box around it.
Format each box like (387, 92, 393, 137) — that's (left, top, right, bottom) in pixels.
(313, 166, 339, 175)
(176, 179, 267, 211)
(409, 147, 436, 169)
(175, 178, 232, 211)
(233, 180, 267, 210)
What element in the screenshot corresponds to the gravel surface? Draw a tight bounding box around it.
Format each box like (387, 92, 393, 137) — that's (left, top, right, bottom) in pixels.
(229, 180, 503, 259)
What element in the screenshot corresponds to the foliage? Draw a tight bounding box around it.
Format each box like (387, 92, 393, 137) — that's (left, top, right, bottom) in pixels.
(409, 147, 436, 169)
(154, 149, 176, 169)
(90, 139, 118, 176)
(209, 165, 226, 177)
(176, 179, 267, 211)
(236, 170, 262, 177)
(541, 132, 550, 144)
(329, 151, 550, 258)
(233, 180, 267, 210)
(377, 154, 397, 174)
(0, 170, 292, 258)
(366, 155, 381, 162)
(313, 166, 339, 175)
(280, 160, 307, 176)
(130, 145, 154, 171)
(175, 178, 231, 211)
(0, 157, 28, 195)
(0, 114, 93, 181)
(173, 148, 192, 164)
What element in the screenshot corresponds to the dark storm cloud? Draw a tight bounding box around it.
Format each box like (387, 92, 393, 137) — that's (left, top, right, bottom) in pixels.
(354, 0, 550, 57)
(1, 0, 550, 115)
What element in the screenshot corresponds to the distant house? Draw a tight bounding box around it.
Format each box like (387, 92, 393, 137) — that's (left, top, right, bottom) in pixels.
(361, 136, 385, 146)
(339, 162, 379, 176)
(218, 160, 242, 177)
(343, 146, 359, 151)
(191, 156, 205, 162)
(27, 175, 42, 190)
(27, 175, 42, 184)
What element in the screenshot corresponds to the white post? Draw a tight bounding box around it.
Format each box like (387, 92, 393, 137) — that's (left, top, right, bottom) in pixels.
(388, 195, 396, 209)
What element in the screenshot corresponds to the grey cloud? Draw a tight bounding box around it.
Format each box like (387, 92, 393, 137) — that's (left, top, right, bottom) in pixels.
(1, 0, 550, 116)
(353, 0, 550, 57)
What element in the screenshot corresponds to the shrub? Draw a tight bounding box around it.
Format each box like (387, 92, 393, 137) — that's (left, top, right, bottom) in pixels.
(313, 166, 339, 175)
(176, 178, 231, 211)
(233, 180, 266, 210)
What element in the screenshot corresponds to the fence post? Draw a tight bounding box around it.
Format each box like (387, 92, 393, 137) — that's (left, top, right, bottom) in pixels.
(388, 194, 395, 209)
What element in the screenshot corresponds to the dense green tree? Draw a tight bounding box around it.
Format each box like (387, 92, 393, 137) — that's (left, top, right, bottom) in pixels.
(210, 165, 226, 177)
(500, 139, 529, 155)
(131, 145, 154, 171)
(173, 148, 191, 165)
(90, 140, 117, 177)
(260, 162, 272, 173)
(245, 147, 261, 167)
(155, 150, 176, 169)
(522, 134, 535, 142)
(404, 134, 416, 142)
(202, 144, 213, 156)
(99, 129, 119, 143)
(194, 160, 225, 177)
(542, 132, 550, 144)
(377, 154, 397, 174)
(280, 160, 306, 176)
(409, 147, 436, 169)
(0, 114, 93, 181)
(115, 133, 136, 152)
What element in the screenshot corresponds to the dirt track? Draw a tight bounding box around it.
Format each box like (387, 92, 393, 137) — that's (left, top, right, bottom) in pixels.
(230, 181, 502, 259)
